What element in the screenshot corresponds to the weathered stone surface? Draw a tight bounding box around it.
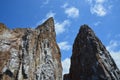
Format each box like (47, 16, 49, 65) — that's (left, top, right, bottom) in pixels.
(64, 25, 120, 80)
(0, 17, 62, 80)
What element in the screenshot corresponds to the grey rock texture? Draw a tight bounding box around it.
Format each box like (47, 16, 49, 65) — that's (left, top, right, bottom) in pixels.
(0, 17, 62, 80)
(63, 25, 120, 80)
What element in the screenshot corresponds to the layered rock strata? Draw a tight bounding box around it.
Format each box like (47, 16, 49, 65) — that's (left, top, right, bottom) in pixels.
(64, 25, 120, 80)
(0, 17, 62, 80)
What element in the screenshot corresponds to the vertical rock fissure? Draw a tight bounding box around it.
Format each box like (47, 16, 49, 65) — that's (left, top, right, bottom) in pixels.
(21, 30, 30, 79)
(0, 17, 62, 80)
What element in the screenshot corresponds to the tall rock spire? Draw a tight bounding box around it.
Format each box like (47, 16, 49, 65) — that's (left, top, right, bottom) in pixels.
(64, 24, 120, 80)
(0, 17, 62, 80)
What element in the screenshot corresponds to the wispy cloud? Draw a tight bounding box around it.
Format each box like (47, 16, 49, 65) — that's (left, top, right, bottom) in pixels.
(109, 51, 120, 69)
(62, 3, 68, 8)
(107, 40, 120, 51)
(41, 0, 50, 7)
(36, 11, 56, 26)
(55, 20, 70, 35)
(36, 11, 70, 35)
(43, 0, 49, 5)
(86, 0, 112, 16)
(58, 41, 71, 51)
(96, 0, 105, 3)
(46, 11, 56, 19)
(106, 40, 120, 69)
(115, 34, 120, 38)
(62, 3, 79, 18)
(94, 21, 101, 26)
(91, 4, 106, 16)
(62, 58, 70, 75)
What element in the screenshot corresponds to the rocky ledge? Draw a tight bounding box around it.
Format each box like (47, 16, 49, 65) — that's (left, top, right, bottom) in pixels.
(0, 17, 62, 80)
(63, 25, 120, 80)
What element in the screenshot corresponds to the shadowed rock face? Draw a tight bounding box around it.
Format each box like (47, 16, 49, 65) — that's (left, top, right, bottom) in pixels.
(0, 17, 62, 80)
(64, 25, 120, 80)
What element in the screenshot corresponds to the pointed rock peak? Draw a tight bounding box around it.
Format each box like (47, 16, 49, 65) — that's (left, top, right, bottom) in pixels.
(80, 24, 91, 31)
(36, 17, 55, 36)
(0, 17, 62, 80)
(35, 17, 56, 40)
(0, 23, 9, 34)
(78, 24, 95, 38)
(43, 17, 54, 25)
(36, 17, 54, 29)
(0, 23, 8, 30)
(0, 23, 7, 27)
(64, 24, 120, 80)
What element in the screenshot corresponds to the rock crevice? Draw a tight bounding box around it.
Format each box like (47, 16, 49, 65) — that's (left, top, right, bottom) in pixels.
(0, 17, 62, 80)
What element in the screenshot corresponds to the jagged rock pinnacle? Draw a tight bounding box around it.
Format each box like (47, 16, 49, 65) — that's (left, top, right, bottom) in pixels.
(36, 17, 56, 40)
(0, 23, 8, 34)
(37, 17, 54, 29)
(0, 18, 62, 80)
(64, 25, 120, 80)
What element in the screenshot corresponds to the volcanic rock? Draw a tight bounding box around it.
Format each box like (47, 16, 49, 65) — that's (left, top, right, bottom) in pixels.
(0, 17, 62, 80)
(63, 25, 120, 80)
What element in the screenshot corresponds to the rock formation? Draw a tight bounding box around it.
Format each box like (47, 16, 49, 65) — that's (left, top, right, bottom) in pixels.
(64, 25, 120, 80)
(0, 17, 62, 80)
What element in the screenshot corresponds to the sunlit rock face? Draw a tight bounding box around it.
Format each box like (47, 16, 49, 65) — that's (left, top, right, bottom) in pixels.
(63, 25, 120, 80)
(0, 17, 62, 80)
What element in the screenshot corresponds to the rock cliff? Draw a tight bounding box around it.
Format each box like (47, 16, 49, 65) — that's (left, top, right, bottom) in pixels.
(0, 17, 62, 80)
(64, 25, 120, 80)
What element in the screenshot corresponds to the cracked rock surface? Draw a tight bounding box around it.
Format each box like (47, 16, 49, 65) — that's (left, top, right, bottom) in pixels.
(63, 25, 120, 80)
(0, 17, 62, 80)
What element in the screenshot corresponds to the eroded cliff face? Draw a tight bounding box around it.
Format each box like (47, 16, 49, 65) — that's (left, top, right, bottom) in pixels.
(64, 25, 120, 80)
(0, 17, 62, 80)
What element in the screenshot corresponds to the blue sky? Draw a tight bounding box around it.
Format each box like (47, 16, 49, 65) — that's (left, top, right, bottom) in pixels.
(0, 0, 120, 74)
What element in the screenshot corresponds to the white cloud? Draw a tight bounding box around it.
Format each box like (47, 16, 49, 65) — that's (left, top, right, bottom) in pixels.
(55, 20, 70, 35)
(58, 41, 71, 51)
(46, 11, 56, 19)
(96, 0, 105, 3)
(91, 4, 106, 16)
(62, 3, 79, 18)
(36, 11, 70, 35)
(42, 11, 56, 22)
(106, 40, 120, 69)
(62, 58, 70, 75)
(94, 21, 101, 26)
(62, 3, 68, 8)
(109, 51, 120, 69)
(87, 0, 92, 4)
(107, 40, 120, 51)
(86, 0, 112, 16)
(41, 0, 50, 7)
(65, 7, 79, 18)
